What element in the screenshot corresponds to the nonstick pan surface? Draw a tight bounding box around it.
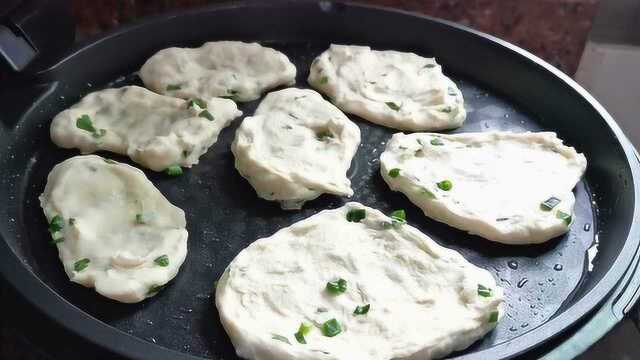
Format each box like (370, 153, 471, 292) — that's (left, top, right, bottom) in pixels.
(1, 1, 639, 359)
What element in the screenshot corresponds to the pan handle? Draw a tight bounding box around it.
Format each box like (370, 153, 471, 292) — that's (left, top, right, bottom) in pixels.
(541, 149, 640, 359)
(0, 0, 74, 74)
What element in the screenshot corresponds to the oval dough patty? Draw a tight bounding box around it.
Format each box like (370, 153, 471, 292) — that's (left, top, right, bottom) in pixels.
(50, 86, 242, 172)
(380, 132, 588, 244)
(308, 44, 465, 131)
(39, 155, 188, 303)
(232, 88, 361, 210)
(216, 202, 503, 360)
(140, 41, 297, 102)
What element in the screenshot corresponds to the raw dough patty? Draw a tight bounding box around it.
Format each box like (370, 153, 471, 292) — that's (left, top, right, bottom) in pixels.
(50, 85, 242, 171)
(140, 41, 297, 102)
(216, 202, 503, 360)
(231, 88, 361, 209)
(308, 44, 465, 131)
(380, 132, 588, 244)
(39, 155, 188, 303)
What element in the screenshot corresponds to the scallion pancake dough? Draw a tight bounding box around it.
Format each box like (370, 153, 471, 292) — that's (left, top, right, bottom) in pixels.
(39, 155, 188, 303)
(216, 202, 503, 360)
(50, 85, 242, 172)
(308, 44, 465, 131)
(380, 132, 588, 244)
(140, 41, 297, 102)
(231, 88, 361, 210)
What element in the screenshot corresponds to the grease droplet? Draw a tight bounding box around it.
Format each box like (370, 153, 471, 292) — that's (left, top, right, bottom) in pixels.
(517, 278, 529, 288)
(554, 264, 563, 271)
(509, 326, 518, 332)
(584, 223, 591, 231)
(521, 323, 529, 328)
(507, 260, 518, 270)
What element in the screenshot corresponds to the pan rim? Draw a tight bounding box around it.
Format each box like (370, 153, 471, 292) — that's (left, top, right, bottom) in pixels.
(2, 1, 640, 359)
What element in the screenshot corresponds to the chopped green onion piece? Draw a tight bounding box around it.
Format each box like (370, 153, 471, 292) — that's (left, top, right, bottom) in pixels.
(298, 322, 313, 336)
(440, 106, 452, 113)
(354, 304, 370, 315)
(488, 310, 499, 323)
(421, 187, 436, 199)
(294, 322, 312, 344)
(103, 158, 117, 164)
(165, 165, 183, 176)
(271, 333, 291, 345)
(74, 258, 90, 272)
(319, 76, 329, 84)
(326, 278, 347, 294)
(68, 218, 76, 226)
(556, 211, 572, 225)
(187, 98, 207, 109)
(76, 114, 96, 133)
(388, 168, 401, 178)
(294, 331, 306, 344)
(135, 213, 146, 224)
(147, 284, 165, 295)
(154, 254, 169, 267)
(49, 215, 64, 233)
(430, 138, 444, 146)
(76, 114, 105, 138)
(390, 209, 406, 224)
(321, 319, 342, 337)
(423, 63, 436, 68)
(227, 89, 239, 95)
(51, 230, 64, 241)
(540, 197, 561, 211)
(182, 150, 189, 158)
(92, 129, 107, 138)
(346, 209, 366, 222)
(437, 180, 453, 191)
(199, 110, 214, 121)
(166, 84, 181, 91)
(477, 284, 493, 297)
(316, 131, 333, 141)
(50, 237, 64, 245)
(385, 101, 401, 111)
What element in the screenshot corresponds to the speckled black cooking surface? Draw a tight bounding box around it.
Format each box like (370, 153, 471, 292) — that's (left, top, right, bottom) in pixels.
(10, 42, 595, 358)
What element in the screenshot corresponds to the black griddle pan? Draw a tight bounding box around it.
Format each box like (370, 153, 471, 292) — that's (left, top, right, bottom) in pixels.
(1, 1, 639, 359)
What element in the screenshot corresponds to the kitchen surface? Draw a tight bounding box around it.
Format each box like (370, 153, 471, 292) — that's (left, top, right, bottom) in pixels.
(1, 0, 639, 359)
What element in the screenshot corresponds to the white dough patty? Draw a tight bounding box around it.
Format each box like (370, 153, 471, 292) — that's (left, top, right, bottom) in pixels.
(216, 202, 503, 360)
(39, 155, 188, 303)
(308, 44, 465, 131)
(231, 88, 361, 209)
(380, 132, 588, 244)
(140, 41, 297, 102)
(50, 86, 242, 171)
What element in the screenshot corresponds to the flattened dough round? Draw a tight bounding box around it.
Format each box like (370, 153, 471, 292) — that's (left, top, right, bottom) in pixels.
(380, 132, 588, 244)
(231, 88, 361, 209)
(308, 44, 465, 131)
(216, 202, 503, 360)
(50, 86, 242, 171)
(140, 41, 297, 102)
(39, 155, 188, 303)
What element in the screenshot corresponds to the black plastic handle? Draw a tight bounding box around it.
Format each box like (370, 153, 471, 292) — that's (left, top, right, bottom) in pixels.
(0, 0, 75, 74)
